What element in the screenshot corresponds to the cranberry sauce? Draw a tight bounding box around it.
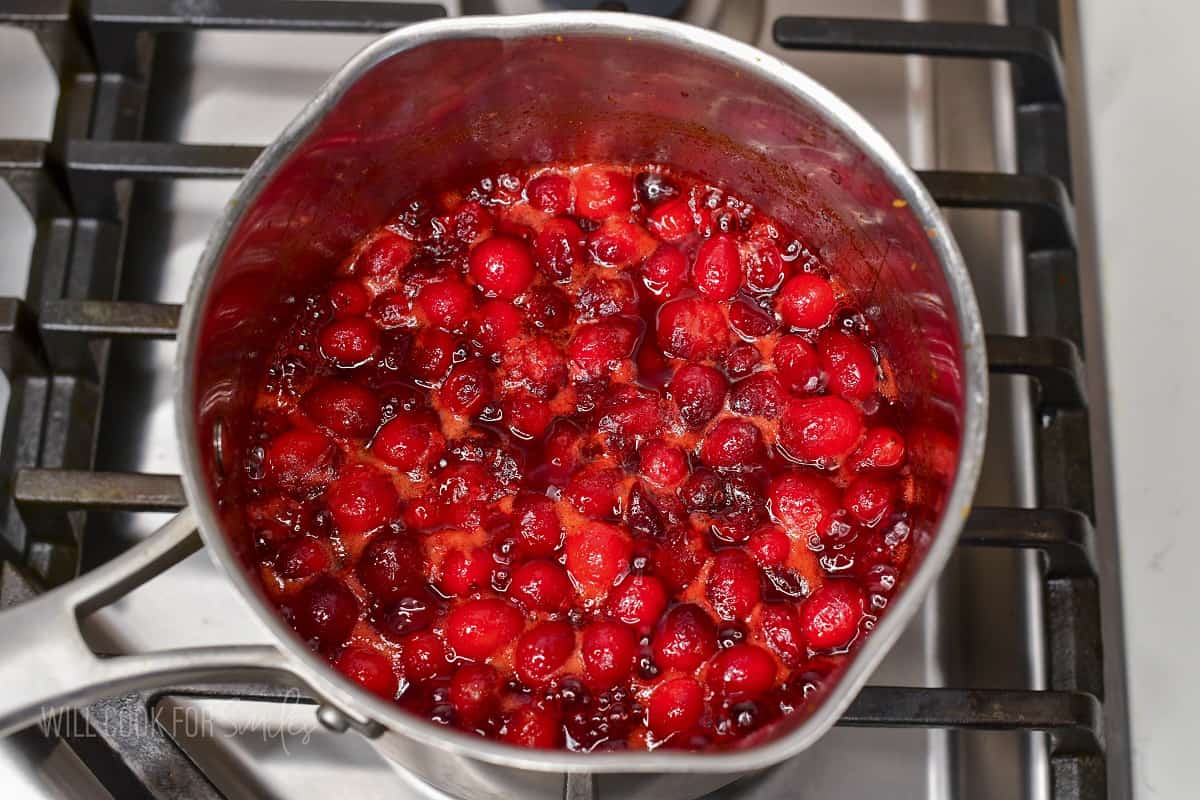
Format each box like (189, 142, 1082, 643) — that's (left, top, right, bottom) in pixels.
(235, 163, 917, 752)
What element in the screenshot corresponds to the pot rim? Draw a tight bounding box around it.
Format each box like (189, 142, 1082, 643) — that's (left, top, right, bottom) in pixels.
(175, 10, 987, 775)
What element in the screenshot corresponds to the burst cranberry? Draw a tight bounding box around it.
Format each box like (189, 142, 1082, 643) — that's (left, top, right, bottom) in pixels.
(527, 173, 572, 214)
(440, 360, 494, 417)
(850, 426, 906, 471)
(745, 240, 785, 291)
(565, 521, 632, 596)
(652, 603, 718, 672)
(648, 677, 704, 739)
(302, 380, 380, 438)
(598, 386, 663, 437)
(779, 396, 864, 463)
(818, 330, 877, 400)
(773, 335, 820, 393)
(757, 603, 804, 666)
(587, 219, 644, 267)
(406, 327, 456, 384)
(768, 471, 839, 536)
(534, 217, 584, 282)
(356, 534, 424, 600)
(728, 298, 778, 338)
(657, 296, 729, 360)
(776, 273, 835, 329)
(699, 418, 764, 469)
(335, 647, 398, 698)
(642, 244, 688, 298)
(402, 631, 450, 683)
(503, 705, 562, 749)
(800, 581, 866, 650)
(513, 494, 563, 556)
(515, 621, 574, 686)
(647, 197, 695, 242)
(574, 168, 634, 220)
(578, 274, 637, 320)
(581, 621, 638, 690)
(452, 201, 494, 244)
(417, 278, 473, 331)
(319, 317, 379, 366)
(705, 549, 761, 621)
(290, 576, 358, 650)
(471, 299, 523, 354)
(371, 412, 444, 471)
(439, 547, 494, 596)
(470, 235, 535, 299)
(500, 336, 566, 398)
(275, 536, 328, 579)
(748, 524, 791, 567)
(445, 598, 524, 661)
(638, 440, 688, 488)
(357, 232, 414, 276)
(371, 291, 413, 328)
(669, 364, 726, 429)
(844, 475, 895, 526)
(606, 574, 668, 633)
(450, 663, 499, 727)
(328, 279, 369, 318)
(509, 560, 572, 611)
(436, 463, 498, 527)
(326, 466, 399, 534)
(706, 645, 776, 696)
(568, 320, 637, 377)
(265, 429, 336, 493)
(691, 234, 742, 300)
(729, 372, 786, 419)
(681, 468, 726, 513)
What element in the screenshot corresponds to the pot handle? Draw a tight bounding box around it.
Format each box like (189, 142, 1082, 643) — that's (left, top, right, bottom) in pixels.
(0, 508, 301, 737)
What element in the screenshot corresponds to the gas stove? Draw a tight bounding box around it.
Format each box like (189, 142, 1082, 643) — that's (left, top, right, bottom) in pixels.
(0, 1, 1129, 799)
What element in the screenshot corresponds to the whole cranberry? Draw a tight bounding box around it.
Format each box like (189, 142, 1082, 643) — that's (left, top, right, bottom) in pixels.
(326, 465, 399, 535)
(356, 534, 425, 601)
(757, 602, 805, 666)
(471, 298, 523, 355)
(406, 327, 456, 384)
(515, 621, 575, 686)
(800, 580, 866, 650)
(290, 575, 358, 650)
(534, 218, 584, 282)
(527, 173, 572, 215)
(647, 197, 695, 242)
(773, 335, 821, 393)
(302, 380, 381, 439)
(641, 244, 689, 298)
(775, 273, 835, 329)
(371, 412, 444, 472)
(438, 547, 494, 596)
(651, 603, 717, 672)
(747, 524, 791, 567)
(606, 574, 668, 633)
(274, 536, 329, 579)
(779, 396, 864, 464)
(648, 677, 704, 739)
(768, 470, 840, 537)
(318, 317, 379, 366)
(502, 705, 562, 749)
(265, 429, 337, 493)
(699, 418, 764, 469)
(565, 521, 632, 597)
(598, 386, 663, 437)
(638, 440, 688, 488)
(729, 372, 787, 419)
(328, 279, 370, 318)
(669, 364, 726, 429)
(849, 426, 906, 472)
(445, 598, 524, 661)
(706, 644, 776, 696)
(818, 330, 878, 400)
(705, 549, 762, 621)
(356, 232, 413, 276)
(745, 239, 785, 292)
(656, 296, 730, 360)
(508, 560, 572, 612)
(567, 320, 637, 378)
(334, 647, 398, 698)
(504, 393, 554, 439)
(401, 631, 451, 683)
(573, 168, 634, 221)
(417, 278, 473, 332)
(470, 235, 535, 299)
(439, 360, 495, 418)
(449, 663, 500, 728)
(580, 621, 638, 691)
(564, 464, 623, 519)
(513, 494, 563, 556)
(843, 475, 896, 526)
(691, 234, 742, 300)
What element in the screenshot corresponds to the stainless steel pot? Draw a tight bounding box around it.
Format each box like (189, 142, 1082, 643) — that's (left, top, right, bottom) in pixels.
(0, 12, 986, 800)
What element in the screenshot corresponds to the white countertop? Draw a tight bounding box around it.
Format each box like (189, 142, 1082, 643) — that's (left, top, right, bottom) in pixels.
(1077, 3, 1200, 797)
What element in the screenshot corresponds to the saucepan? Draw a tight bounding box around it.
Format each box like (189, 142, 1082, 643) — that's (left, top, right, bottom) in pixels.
(0, 12, 985, 800)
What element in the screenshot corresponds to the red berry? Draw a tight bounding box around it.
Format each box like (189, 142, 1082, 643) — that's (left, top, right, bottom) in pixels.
(728, 373, 787, 419)
(757, 602, 805, 666)
(450, 663, 499, 727)
(800, 581, 866, 650)
(334, 647, 398, 698)
(641, 244, 688, 298)
(747, 524, 790, 567)
(275, 536, 329, 579)
(373, 589, 438, 640)
(638, 440, 688, 488)
(371, 412, 444, 472)
(527, 173, 572, 215)
(722, 342, 761, 378)
(844, 475, 895, 526)
(577, 274, 637, 320)
(779, 396, 864, 464)
(705, 549, 761, 621)
(319, 317, 379, 366)
(509, 560, 572, 611)
(706, 644, 776, 696)
(265, 429, 337, 493)
(567, 320, 637, 378)
(598, 386, 663, 437)
(773, 335, 820, 393)
(356, 232, 414, 276)
(356, 534, 425, 601)
(768, 470, 840, 536)
(438, 547, 494, 596)
(370, 291, 413, 329)
(470, 235, 535, 299)
(564, 465, 623, 519)
(402, 631, 450, 683)
(647, 197, 695, 242)
(326, 465, 400, 535)
(580, 621, 638, 690)
(504, 393, 554, 439)
(534, 218, 584, 282)
(471, 299, 523, 355)
(745, 240, 785, 292)
(587, 219, 643, 268)
(728, 298, 778, 338)
(436, 463, 499, 528)
(565, 521, 632, 596)
(500, 336, 566, 399)
(850, 426, 906, 472)
(652, 603, 718, 672)
(417, 278, 473, 331)
(451, 201, 495, 244)
(513, 494, 563, 557)
(776, 273, 835, 329)
(691, 235, 742, 300)
(606, 574, 668, 633)
(440, 360, 495, 417)
(648, 677, 704, 739)
(328, 279, 369, 318)
(818, 330, 877, 400)
(515, 621, 575, 686)
(302, 380, 381, 438)
(290, 575, 358, 650)
(669, 364, 727, 429)
(699, 418, 764, 469)
(503, 705, 562, 748)
(445, 598, 524, 661)
(523, 285, 572, 331)
(656, 296, 730, 360)
(406, 327, 456, 384)
(574, 168, 634, 221)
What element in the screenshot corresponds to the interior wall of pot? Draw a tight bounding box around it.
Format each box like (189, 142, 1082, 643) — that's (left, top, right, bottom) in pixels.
(190, 27, 965, 719)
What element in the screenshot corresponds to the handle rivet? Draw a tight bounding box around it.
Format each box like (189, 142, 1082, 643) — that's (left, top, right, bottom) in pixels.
(315, 704, 351, 733)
